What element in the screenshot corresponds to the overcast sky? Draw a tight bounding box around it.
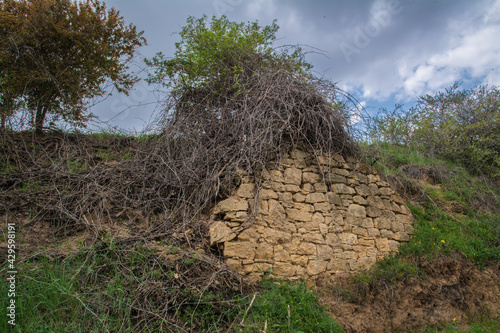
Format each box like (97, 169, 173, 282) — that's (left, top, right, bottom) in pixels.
(93, 0, 500, 132)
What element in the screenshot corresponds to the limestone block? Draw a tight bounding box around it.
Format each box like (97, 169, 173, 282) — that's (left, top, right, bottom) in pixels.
(270, 182, 285, 192)
(302, 233, 325, 244)
(305, 192, 327, 203)
(397, 214, 414, 225)
(290, 149, 309, 160)
(314, 202, 332, 213)
(303, 172, 322, 183)
(358, 238, 375, 246)
(400, 205, 412, 215)
(312, 212, 325, 224)
(361, 218, 374, 228)
(367, 196, 384, 210)
(366, 206, 382, 218)
(279, 192, 293, 203)
(333, 154, 346, 163)
(352, 172, 368, 184)
(224, 241, 256, 259)
(302, 221, 320, 231)
(380, 229, 395, 239)
(214, 197, 249, 214)
(339, 233, 358, 245)
(237, 228, 260, 242)
(298, 228, 307, 234)
(327, 259, 343, 271)
(347, 178, 357, 186)
(390, 220, 405, 232)
(332, 183, 356, 195)
(392, 194, 406, 205)
(273, 244, 291, 262)
(286, 208, 312, 222)
(307, 260, 328, 275)
(297, 242, 317, 255)
(326, 192, 343, 206)
(375, 238, 390, 252)
(263, 229, 292, 244)
(334, 168, 350, 176)
(302, 183, 314, 193)
(352, 226, 368, 237)
(210, 222, 236, 246)
(325, 233, 341, 247)
(357, 163, 377, 175)
(405, 223, 414, 234)
(367, 174, 380, 183)
(260, 189, 279, 200)
(388, 240, 400, 251)
(226, 259, 242, 270)
(325, 173, 347, 185)
(355, 184, 372, 197)
(353, 195, 368, 205)
(224, 211, 249, 222)
(368, 228, 381, 237)
(273, 262, 297, 277)
(391, 202, 402, 213)
(284, 184, 301, 193)
(313, 182, 328, 192)
(375, 218, 391, 230)
(394, 232, 410, 241)
(347, 204, 367, 218)
(293, 202, 315, 212)
(270, 170, 284, 182)
(291, 255, 309, 267)
(236, 184, 256, 198)
(317, 244, 334, 258)
(356, 256, 376, 270)
(340, 251, 356, 260)
(319, 223, 329, 235)
(243, 262, 272, 274)
(268, 200, 286, 220)
(255, 242, 274, 261)
(293, 192, 306, 202)
(284, 167, 302, 185)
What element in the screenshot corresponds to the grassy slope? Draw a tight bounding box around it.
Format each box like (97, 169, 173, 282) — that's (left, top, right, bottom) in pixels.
(1, 135, 499, 332)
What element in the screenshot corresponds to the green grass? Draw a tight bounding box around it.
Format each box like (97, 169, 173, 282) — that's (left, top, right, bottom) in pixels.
(241, 277, 344, 332)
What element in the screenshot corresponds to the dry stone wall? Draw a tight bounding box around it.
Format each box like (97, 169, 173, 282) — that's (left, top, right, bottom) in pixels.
(209, 150, 413, 281)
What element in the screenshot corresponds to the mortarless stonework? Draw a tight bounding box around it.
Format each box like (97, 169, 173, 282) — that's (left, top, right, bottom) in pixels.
(209, 150, 413, 281)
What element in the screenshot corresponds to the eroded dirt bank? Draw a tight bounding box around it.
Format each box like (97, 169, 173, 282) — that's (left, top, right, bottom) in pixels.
(318, 256, 500, 332)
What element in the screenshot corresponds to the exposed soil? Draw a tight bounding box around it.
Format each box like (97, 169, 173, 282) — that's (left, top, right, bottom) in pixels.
(317, 256, 500, 333)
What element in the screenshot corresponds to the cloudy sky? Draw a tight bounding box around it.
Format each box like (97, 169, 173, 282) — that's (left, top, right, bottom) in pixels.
(94, 0, 500, 131)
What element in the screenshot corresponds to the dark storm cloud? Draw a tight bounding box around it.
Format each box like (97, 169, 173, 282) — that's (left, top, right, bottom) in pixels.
(94, 0, 500, 130)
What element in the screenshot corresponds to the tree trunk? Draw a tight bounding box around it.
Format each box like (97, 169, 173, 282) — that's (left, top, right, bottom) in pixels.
(35, 104, 46, 134)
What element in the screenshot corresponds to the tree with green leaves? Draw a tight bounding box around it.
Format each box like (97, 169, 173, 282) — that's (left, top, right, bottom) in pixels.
(0, 0, 146, 133)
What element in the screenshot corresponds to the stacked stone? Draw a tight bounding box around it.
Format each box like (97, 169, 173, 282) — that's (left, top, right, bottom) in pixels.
(209, 150, 414, 281)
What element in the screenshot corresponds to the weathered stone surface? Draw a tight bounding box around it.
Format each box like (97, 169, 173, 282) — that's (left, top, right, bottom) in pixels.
(312, 212, 325, 224)
(353, 195, 368, 205)
(274, 245, 291, 262)
(273, 262, 297, 277)
(214, 149, 414, 281)
(224, 241, 255, 259)
(263, 229, 291, 244)
(268, 200, 286, 220)
(214, 197, 248, 214)
(260, 189, 278, 200)
(347, 204, 367, 218)
(303, 233, 325, 244)
(305, 192, 326, 203)
(293, 192, 306, 202)
(255, 242, 274, 261)
(284, 167, 302, 185)
(307, 260, 327, 275)
(303, 172, 322, 183)
(210, 222, 236, 246)
(339, 233, 358, 245)
(286, 208, 312, 222)
(332, 183, 356, 195)
(325, 233, 341, 247)
(293, 203, 315, 212)
(236, 184, 256, 198)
